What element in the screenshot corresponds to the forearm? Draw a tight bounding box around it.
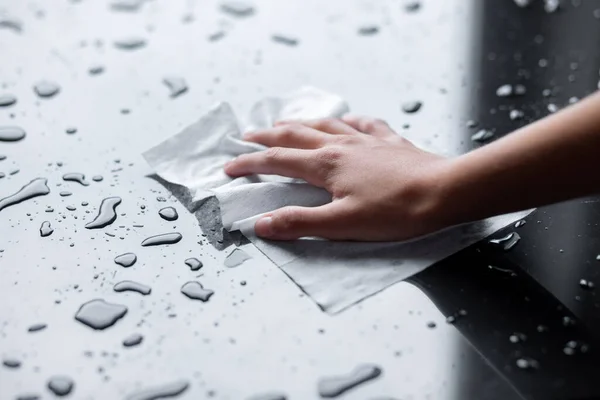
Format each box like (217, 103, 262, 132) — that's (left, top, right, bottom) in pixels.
(436, 92, 600, 226)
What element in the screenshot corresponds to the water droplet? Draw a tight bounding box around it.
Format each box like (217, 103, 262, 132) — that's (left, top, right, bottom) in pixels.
(445, 315, 456, 324)
(515, 357, 538, 370)
(88, 65, 105, 75)
(3, 358, 21, 368)
(124, 380, 189, 400)
(401, 101, 422, 113)
(0, 178, 50, 213)
(185, 258, 203, 271)
(357, 25, 379, 36)
(0, 126, 26, 142)
(220, 1, 255, 17)
(141, 232, 182, 246)
(110, 0, 145, 12)
(426, 321, 436, 329)
(271, 34, 299, 46)
(74, 299, 128, 330)
(65, 126, 77, 134)
(514, 0, 533, 7)
(92, 175, 104, 182)
(569, 96, 579, 104)
(509, 109, 524, 121)
(40, 221, 54, 237)
(509, 332, 527, 343)
(33, 81, 61, 98)
(114, 280, 151, 295)
(579, 279, 594, 290)
(123, 333, 144, 347)
(85, 197, 122, 229)
(247, 394, 287, 400)
(158, 206, 178, 221)
(62, 173, 89, 186)
(47, 376, 74, 396)
(471, 129, 494, 143)
(163, 77, 188, 98)
(317, 364, 382, 398)
(489, 232, 520, 251)
(224, 248, 251, 267)
(404, 0, 421, 12)
(15, 393, 40, 400)
(562, 315, 576, 327)
(536, 324, 548, 332)
(466, 119, 477, 128)
(181, 281, 214, 302)
(515, 220, 526, 228)
(115, 252, 137, 267)
(544, 0, 560, 13)
(28, 323, 47, 332)
(66, 205, 76, 211)
(0, 18, 23, 33)
(114, 37, 147, 50)
(0, 94, 17, 107)
(208, 30, 226, 42)
(547, 103, 559, 113)
(59, 191, 72, 197)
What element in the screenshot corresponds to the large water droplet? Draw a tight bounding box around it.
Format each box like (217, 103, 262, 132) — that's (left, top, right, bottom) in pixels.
(115, 252, 137, 267)
(401, 101, 422, 114)
(141, 232, 182, 246)
(224, 248, 251, 267)
(123, 333, 144, 347)
(124, 380, 190, 400)
(62, 172, 90, 186)
(247, 393, 287, 400)
(85, 197, 122, 229)
(33, 81, 61, 98)
(220, 1, 255, 17)
(47, 376, 74, 397)
(74, 299, 128, 330)
(114, 280, 152, 295)
(185, 258, 203, 271)
(0, 178, 50, 213)
(40, 221, 54, 237)
(181, 282, 214, 302)
(163, 77, 188, 98)
(114, 37, 147, 50)
(489, 232, 520, 251)
(158, 206, 178, 221)
(317, 364, 382, 398)
(0, 94, 17, 107)
(0, 126, 26, 142)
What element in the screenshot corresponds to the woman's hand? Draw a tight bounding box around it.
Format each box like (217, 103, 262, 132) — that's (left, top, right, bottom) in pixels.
(224, 116, 454, 241)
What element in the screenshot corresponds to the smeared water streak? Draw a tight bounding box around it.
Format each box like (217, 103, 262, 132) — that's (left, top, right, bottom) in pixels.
(141, 232, 182, 246)
(489, 232, 520, 251)
(181, 281, 214, 302)
(85, 197, 122, 229)
(74, 299, 128, 330)
(0, 94, 17, 107)
(125, 380, 190, 400)
(28, 323, 47, 332)
(40, 221, 54, 237)
(0, 126, 26, 142)
(224, 248, 251, 267)
(114, 280, 151, 295)
(114, 37, 147, 50)
(220, 1, 255, 17)
(114, 252, 137, 267)
(317, 364, 382, 398)
(271, 34, 299, 46)
(0, 178, 50, 213)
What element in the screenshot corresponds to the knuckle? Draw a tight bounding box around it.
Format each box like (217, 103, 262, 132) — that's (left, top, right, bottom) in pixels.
(277, 124, 301, 140)
(361, 117, 387, 132)
(264, 146, 285, 161)
(314, 118, 339, 130)
(316, 146, 343, 166)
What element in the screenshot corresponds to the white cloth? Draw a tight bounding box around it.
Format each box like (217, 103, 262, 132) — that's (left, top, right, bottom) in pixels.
(144, 87, 531, 313)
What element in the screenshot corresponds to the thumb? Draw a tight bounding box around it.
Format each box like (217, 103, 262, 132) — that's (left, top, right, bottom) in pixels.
(254, 203, 350, 240)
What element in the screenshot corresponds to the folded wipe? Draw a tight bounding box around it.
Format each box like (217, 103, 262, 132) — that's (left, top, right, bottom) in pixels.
(144, 87, 531, 313)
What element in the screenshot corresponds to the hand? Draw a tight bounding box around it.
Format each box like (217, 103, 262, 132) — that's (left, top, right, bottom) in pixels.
(224, 116, 453, 241)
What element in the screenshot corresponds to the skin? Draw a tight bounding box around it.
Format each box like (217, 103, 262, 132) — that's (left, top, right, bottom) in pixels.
(224, 92, 600, 241)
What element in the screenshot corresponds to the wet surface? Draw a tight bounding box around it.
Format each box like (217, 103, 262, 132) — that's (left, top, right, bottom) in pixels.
(2, 0, 600, 399)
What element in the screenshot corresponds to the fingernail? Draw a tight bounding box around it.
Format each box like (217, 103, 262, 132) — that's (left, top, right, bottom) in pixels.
(255, 216, 274, 237)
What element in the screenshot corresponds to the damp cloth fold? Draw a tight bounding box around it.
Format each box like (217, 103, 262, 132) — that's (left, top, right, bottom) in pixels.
(144, 86, 532, 313)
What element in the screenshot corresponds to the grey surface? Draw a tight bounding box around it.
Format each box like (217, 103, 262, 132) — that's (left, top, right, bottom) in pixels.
(1, 0, 599, 399)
